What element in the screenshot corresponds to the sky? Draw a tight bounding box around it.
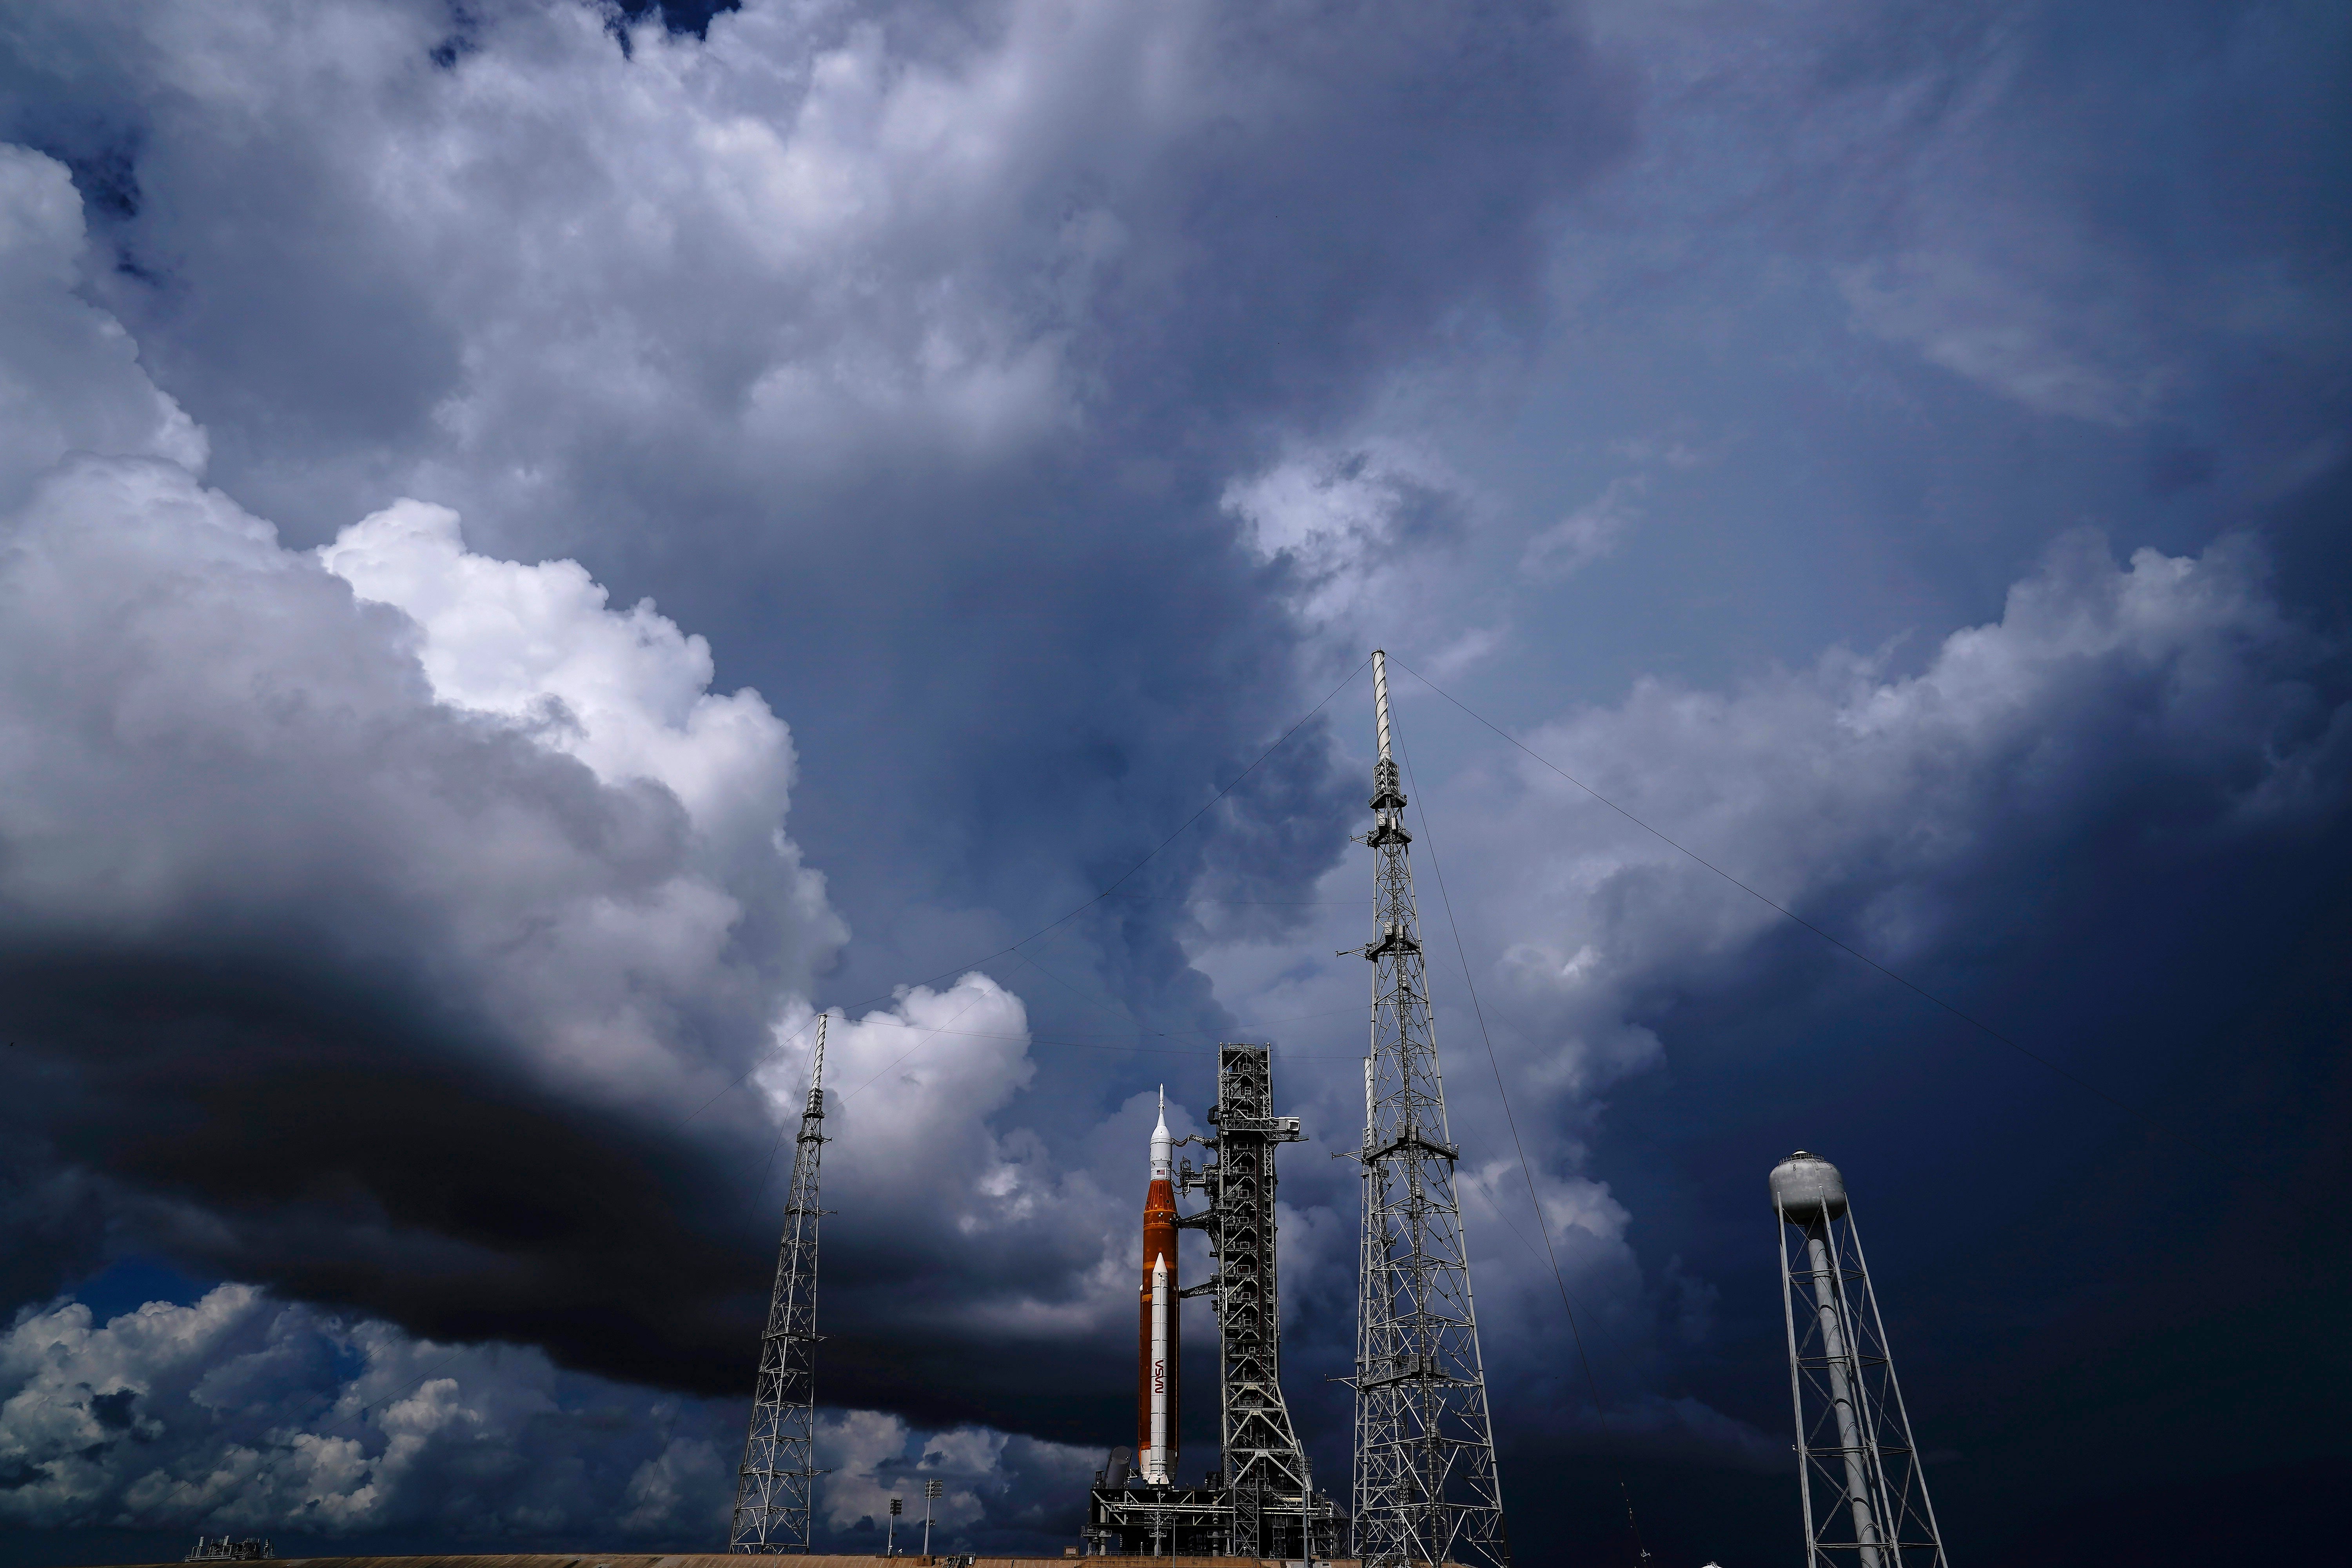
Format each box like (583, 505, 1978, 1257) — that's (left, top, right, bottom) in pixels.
(0, 1, 2345, 1565)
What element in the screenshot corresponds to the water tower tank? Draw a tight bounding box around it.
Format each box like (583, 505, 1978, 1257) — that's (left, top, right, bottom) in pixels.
(1769, 1150, 1848, 1225)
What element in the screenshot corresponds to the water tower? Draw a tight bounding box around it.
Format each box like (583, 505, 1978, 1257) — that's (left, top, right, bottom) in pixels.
(1771, 1151, 1949, 1568)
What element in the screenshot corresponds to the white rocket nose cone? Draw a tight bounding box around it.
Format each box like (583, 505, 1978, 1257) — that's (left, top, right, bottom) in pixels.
(1150, 1086, 1173, 1178)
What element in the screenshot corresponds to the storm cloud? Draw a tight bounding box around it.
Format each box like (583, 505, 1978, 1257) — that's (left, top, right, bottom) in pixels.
(0, 138, 1141, 1410)
(0, 1, 2347, 1564)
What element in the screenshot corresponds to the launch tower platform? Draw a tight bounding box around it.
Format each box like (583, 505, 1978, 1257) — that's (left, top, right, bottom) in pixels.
(1083, 1474, 1341, 1559)
(1087, 1044, 1343, 1560)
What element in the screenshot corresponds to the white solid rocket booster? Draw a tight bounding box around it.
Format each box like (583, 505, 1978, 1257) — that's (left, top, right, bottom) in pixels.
(1146, 1252, 1171, 1484)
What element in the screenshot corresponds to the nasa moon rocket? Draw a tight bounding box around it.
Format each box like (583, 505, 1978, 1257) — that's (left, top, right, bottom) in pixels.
(1137, 1088, 1180, 1485)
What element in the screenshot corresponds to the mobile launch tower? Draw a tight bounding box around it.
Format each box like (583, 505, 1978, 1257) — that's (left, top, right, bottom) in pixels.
(1772, 1151, 1949, 1568)
(730, 1014, 831, 1552)
(1185, 1044, 1343, 1558)
(1086, 1051, 1342, 1557)
(1350, 650, 1510, 1568)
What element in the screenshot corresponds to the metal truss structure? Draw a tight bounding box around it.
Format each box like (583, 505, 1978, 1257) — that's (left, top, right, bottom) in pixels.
(1774, 1153, 1948, 1568)
(1349, 650, 1510, 1568)
(730, 1014, 831, 1553)
(1175, 1044, 1342, 1558)
(1084, 1477, 1234, 1558)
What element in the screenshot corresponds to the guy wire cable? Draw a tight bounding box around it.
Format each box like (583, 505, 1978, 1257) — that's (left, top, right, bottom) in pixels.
(1397, 736, 1651, 1556)
(1391, 657, 2220, 1161)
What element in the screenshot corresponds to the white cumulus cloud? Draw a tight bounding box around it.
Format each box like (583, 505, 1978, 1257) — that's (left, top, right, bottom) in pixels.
(0, 145, 205, 508)
(1422, 528, 2346, 1129)
(0, 1283, 1094, 1546)
(0, 138, 845, 1127)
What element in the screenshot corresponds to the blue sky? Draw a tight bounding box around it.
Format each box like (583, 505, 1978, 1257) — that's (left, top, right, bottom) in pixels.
(0, 2, 2345, 1564)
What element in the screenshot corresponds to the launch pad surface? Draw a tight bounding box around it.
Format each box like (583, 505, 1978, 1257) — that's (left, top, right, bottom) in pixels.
(99, 1557, 1367, 1568)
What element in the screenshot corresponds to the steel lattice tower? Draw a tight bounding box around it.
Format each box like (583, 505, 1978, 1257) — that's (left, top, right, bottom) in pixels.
(1350, 650, 1510, 1568)
(1772, 1152, 1949, 1568)
(730, 1013, 831, 1553)
(1176, 1044, 1336, 1557)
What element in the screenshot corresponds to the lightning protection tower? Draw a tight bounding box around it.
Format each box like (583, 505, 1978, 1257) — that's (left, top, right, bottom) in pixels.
(731, 1013, 832, 1552)
(1350, 649, 1510, 1568)
(1772, 1151, 1949, 1568)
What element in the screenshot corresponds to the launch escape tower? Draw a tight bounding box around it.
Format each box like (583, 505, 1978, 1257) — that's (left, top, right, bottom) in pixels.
(1772, 1152, 1949, 1568)
(1350, 650, 1511, 1568)
(730, 1014, 831, 1553)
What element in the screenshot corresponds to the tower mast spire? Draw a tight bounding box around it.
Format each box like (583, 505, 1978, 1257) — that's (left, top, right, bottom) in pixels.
(731, 1013, 831, 1552)
(1352, 650, 1510, 1568)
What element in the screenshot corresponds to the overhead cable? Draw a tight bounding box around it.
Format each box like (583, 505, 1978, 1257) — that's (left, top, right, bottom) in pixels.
(1391, 657, 2216, 1159)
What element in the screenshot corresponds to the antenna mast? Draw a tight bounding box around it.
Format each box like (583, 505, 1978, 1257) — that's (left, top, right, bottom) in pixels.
(731, 1013, 831, 1552)
(1350, 650, 1510, 1568)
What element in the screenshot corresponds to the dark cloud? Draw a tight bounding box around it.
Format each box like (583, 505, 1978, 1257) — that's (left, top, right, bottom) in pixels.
(0, 1, 1633, 1034)
(1210, 527, 2352, 1492)
(0, 454, 814, 1384)
(0, 0, 2347, 1564)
